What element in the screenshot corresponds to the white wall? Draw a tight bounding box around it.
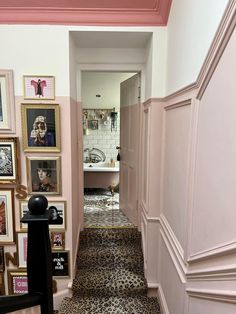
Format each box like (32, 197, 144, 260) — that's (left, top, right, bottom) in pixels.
(81, 72, 134, 109)
(166, 0, 229, 94)
(0, 25, 70, 96)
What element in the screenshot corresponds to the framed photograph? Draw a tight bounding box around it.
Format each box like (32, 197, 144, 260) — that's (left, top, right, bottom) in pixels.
(50, 231, 65, 250)
(26, 156, 61, 195)
(21, 103, 60, 152)
(89, 119, 98, 130)
(0, 246, 4, 271)
(52, 251, 70, 278)
(20, 200, 66, 230)
(0, 137, 20, 184)
(17, 232, 28, 268)
(0, 189, 15, 244)
(7, 269, 28, 294)
(0, 272, 5, 295)
(0, 70, 15, 133)
(23, 75, 55, 100)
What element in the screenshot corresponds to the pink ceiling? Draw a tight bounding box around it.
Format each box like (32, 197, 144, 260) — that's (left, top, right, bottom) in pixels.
(0, 0, 172, 26)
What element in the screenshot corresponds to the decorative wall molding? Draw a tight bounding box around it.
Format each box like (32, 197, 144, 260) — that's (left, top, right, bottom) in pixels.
(0, 0, 172, 26)
(187, 288, 236, 304)
(157, 284, 170, 314)
(187, 265, 236, 281)
(188, 240, 236, 264)
(196, 0, 236, 100)
(142, 207, 160, 222)
(161, 0, 236, 102)
(160, 227, 187, 283)
(164, 98, 192, 111)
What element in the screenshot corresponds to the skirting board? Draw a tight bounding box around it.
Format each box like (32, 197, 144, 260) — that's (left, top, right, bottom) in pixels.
(53, 287, 72, 310)
(148, 282, 169, 314)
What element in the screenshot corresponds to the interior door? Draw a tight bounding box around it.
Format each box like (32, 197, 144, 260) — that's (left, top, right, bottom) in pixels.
(119, 73, 141, 226)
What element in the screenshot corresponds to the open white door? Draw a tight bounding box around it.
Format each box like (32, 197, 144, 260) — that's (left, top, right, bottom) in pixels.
(119, 73, 141, 226)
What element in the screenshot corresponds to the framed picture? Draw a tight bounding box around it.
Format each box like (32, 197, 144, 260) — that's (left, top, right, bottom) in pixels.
(7, 269, 28, 294)
(0, 70, 15, 133)
(89, 119, 98, 130)
(50, 231, 65, 250)
(23, 75, 55, 100)
(17, 232, 28, 268)
(0, 137, 20, 184)
(0, 189, 15, 244)
(0, 246, 4, 271)
(21, 103, 60, 152)
(26, 156, 61, 195)
(0, 272, 5, 295)
(20, 200, 66, 230)
(52, 251, 70, 278)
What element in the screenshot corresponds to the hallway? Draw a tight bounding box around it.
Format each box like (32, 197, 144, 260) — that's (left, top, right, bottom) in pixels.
(84, 188, 134, 228)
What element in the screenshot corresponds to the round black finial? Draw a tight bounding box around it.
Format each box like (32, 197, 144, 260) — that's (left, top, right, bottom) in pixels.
(28, 195, 48, 215)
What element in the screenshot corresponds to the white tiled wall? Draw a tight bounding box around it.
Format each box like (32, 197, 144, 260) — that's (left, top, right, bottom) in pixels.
(83, 113, 120, 162)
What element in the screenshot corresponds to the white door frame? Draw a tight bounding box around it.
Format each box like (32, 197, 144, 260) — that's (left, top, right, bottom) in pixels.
(78, 63, 145, 229)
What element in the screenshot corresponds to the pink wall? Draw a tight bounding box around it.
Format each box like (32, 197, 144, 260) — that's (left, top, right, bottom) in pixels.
(140, 4, 236, 313)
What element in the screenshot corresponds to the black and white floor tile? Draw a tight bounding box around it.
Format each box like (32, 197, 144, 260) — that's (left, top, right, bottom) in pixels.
(84, 189, 134, 228)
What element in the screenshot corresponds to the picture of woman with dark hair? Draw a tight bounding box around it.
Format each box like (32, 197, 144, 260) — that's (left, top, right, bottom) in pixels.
(32, 161, 57, 193)
(49, 206, 63, 225)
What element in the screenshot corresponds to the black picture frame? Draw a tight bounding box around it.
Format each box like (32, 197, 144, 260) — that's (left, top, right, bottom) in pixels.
(52, 251, 70, 278)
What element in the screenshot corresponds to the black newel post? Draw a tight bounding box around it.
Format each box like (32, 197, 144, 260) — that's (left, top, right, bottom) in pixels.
(21, 195, 53, 314)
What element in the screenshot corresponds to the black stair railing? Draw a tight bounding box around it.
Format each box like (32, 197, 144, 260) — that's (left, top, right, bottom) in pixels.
(0, 195, 54, 314)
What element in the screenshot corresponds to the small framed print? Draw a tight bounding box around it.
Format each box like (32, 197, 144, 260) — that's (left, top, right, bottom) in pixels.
(50, 231, 65, 250)
(17, 232, 28, 268)
(20, 200, 66, 231)
(23, 75, 55, 100)
(0, 189, 15, 244)
(0, 137, 20, 184)
(0, 246, 4, 271)
(8, 269, 28, 294)
(26, 156, 61, 195)
(52, 251, 70, 278)
(0, 272, 5, 295)
(0, 70, 15, 133)
(21, 103, 60, 152)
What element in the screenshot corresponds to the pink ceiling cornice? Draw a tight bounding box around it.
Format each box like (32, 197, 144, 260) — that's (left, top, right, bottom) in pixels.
(0, 0, 172, 26)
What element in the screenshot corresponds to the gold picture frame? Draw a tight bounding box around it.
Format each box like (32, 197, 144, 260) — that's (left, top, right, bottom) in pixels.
(7, 269, 28, 294)
(26, 156, 61, 195)
(21, 103, 60, 152)
(23, 75, 55, 100)
(50, 231, 65, 250)
(0, 189, 15, 245)
(0, 137, 20, 184)
(0, 70, 15, 133)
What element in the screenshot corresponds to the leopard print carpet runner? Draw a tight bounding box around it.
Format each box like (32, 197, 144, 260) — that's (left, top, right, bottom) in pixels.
(59, 228, 161, 313)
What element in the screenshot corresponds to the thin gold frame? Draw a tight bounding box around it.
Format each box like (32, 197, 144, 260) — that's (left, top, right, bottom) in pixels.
(21, 103, 60, 152)
(0, 70, 15, 133)
(0, 137, 20, 184)
(26, 156, 61, 195)
(0, 188, 15, 245)
(50, 231, 65, 250)
(7, 269, 28, 294)
(23, 75, 55, 100)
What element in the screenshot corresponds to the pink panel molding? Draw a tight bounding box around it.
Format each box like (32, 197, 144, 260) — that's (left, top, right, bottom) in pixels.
(0, 0, 172, 26)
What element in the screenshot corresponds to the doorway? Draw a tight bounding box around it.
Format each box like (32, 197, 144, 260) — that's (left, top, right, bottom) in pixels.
(81, 71, 139, 228)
